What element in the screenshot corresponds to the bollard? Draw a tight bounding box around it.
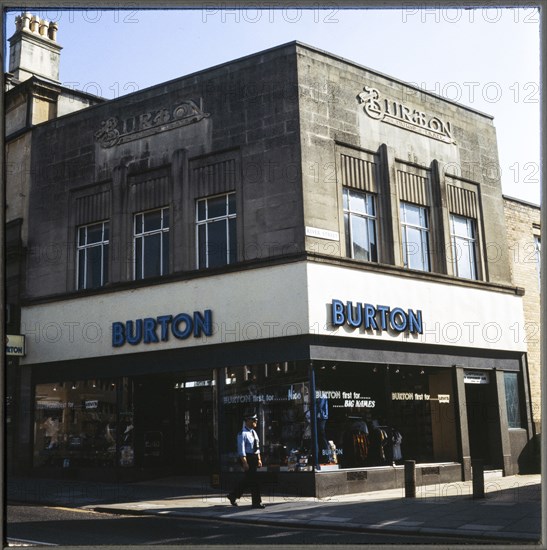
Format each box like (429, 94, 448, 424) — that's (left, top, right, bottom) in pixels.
(472, 459, 485, 499)
(404, 460, 416, 498)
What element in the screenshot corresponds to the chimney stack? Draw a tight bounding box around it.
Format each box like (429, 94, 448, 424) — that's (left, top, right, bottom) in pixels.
(8, 12, 62, 83)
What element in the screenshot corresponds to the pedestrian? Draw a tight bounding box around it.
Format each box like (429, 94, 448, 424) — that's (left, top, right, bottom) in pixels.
(227, 412, 265, 509)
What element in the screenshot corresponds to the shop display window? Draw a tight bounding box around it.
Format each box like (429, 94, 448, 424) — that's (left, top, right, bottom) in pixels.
(314, 363, 457, 469)
(33, 378, 134, 469)
(220, 362, 311, 473)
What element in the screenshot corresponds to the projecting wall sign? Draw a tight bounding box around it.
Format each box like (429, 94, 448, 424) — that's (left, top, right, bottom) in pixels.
(357, 86, 456, 144)
(95, 100, 210, 148)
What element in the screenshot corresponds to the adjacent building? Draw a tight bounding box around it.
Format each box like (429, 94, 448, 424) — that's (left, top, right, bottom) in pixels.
(6, 20, 537, 496)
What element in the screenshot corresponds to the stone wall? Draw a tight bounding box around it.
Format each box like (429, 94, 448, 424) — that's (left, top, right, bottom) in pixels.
(503, 197, 541, 432)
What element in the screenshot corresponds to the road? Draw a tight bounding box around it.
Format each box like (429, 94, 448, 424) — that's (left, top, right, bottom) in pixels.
(6, 504, 527, 546)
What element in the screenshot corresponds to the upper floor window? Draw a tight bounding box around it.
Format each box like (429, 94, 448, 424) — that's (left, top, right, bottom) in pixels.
(77, 221, 109, 290)
(535, 236, 541, 289)
(450, 214, 478, 280)
(342, 188, 378, 262)
(400, 202, 430, 272)
(196, 193, 236, 269)
(134, 207, 169, 280)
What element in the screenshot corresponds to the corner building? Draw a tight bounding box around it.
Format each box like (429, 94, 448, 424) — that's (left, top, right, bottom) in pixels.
(18, 42, 534, 496)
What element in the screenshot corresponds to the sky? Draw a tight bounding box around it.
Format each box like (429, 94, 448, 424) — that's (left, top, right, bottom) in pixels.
(3, 6, 541, 205)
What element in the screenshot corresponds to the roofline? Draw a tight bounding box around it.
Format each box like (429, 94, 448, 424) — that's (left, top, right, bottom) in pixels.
(30, 39, 496, 129)
(503, 194, 541, 210)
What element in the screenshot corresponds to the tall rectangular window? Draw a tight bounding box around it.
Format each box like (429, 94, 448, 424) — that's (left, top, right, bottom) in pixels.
(134, 207, 169, 280)
(77, 221, 109, 289)
(196, 193, 236, 269)
(400, 202, 430, 271)
(450, 214, 478, 280)
(535, 236, 541, 289)
(343, 188, 378, 262)
(504, 372, 522, 429)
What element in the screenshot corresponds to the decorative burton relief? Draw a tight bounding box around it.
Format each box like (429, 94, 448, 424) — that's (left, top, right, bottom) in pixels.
(357, 86, 456, 144)
(94, 100, 210, 148)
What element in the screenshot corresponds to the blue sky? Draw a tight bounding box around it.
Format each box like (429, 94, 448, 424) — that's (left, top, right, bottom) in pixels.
(4, 7, 541, 204)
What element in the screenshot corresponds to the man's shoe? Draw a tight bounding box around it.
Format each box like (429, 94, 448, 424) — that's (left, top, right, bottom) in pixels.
(227, 494, 238, 506)
(252, 503, 265, 509)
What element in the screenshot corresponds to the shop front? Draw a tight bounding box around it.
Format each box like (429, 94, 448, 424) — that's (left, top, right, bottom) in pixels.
(21, 259, 532, 494)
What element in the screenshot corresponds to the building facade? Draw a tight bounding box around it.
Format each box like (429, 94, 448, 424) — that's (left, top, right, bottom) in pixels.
(503, 197, 541, 439)
(11, 39, 535, 496)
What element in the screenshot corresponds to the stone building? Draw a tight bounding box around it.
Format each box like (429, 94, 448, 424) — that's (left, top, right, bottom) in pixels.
(5, 13, 103, 473)
(6, 23, 536, 495)
(503, 196, 541, 437)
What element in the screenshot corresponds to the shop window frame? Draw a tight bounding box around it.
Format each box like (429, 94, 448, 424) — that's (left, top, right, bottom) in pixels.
(195, 192, 237, 269)
(400, 201, 431, 272)
(449, 214, 479, 280)
(342, 187, 379, 263)
(76, 220, 110, 290)
(133, 206, 170, 280)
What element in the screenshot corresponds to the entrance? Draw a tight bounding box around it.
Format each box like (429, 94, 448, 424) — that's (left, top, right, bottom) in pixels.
(465, 382, 500, 468)
(173, 371, 216, 475)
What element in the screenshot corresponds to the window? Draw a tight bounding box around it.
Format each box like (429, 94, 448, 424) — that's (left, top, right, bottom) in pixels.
(504, 372, 522, 429)
(450, 214, 478, 280)
(196, 193, 236, 269)
(400, 202, 430, 271)
(535, 236, 541, 289)
(134, 207, 169, 280)
(77, 221, 109, 289)
(343, 188, 378, 262)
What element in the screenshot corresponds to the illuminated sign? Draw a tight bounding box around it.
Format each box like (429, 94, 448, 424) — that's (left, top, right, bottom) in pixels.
(6, 334, 25, 356)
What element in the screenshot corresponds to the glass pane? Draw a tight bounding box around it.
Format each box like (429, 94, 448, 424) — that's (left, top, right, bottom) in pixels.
(344, 213, 351, 257)
(197, 200, 206, 221)
(402, 203, 423, 227)
(207, 196, 226, 219)
(198, 224, 207, 268)
(143, 233, 161, 278)
(348, 190, 367, 215)
(135, 237, 143, 280)
(78, 227, 86, 246)
(134, 214, 143, 234)
(87, 246, 102, 289)
(406, 227, 424, 270)
(351, 215, 370, 261)
(368, 218, 378, 261)
(228, 218, 237, 264)
(228, 193, 236, 215)
(162, 232, 169, 275)
(504, 373, 521, 428)
(366, 194, 375, 216)
(162, 209, 170, 229)
(78, 250, 85, 289)
(86, 223, 103, 244)
(451, 215, 469, 238)
(420, 230, 430, 271)
(103, 223, 110, 242)
(342, 188, 349, 210)
(143, 210, 162, 232)
(103, 244, 109, 285)
(207, 220, 227, 268)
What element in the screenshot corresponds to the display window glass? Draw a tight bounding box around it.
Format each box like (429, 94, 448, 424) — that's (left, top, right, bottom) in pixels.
(33, 378, 134, 469)
(314, 363, 457, 469)
(220, 362, 312, 473)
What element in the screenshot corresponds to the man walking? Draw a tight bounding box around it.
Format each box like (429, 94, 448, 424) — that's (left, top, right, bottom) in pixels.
(227, 412, 265, 509)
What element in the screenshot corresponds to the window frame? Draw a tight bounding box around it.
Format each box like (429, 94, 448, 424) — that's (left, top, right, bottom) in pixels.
(76, 220, 109, 290)
(342, 187, 378, 263)
(450, 214, 479, 280)
(400, 202, 430, 272)
(133, 206, 170, 280)
(195, 192, 237, 269)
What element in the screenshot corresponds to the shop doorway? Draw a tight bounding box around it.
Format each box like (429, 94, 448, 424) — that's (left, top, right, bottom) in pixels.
(172, 372, 216, 475)
(465, 382, 500, 468)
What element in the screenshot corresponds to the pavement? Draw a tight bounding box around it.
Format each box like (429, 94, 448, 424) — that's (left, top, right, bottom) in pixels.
(7, 471, 542, 544)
